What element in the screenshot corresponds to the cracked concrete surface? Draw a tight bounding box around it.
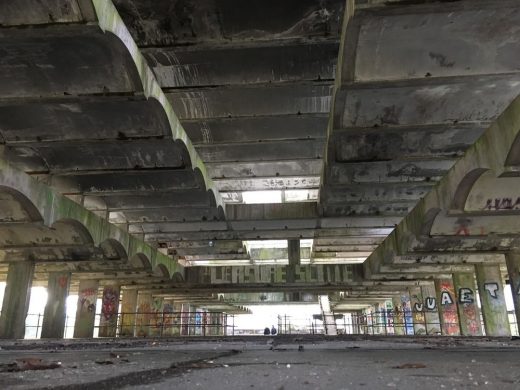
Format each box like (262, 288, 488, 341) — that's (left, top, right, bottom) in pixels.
(1, 336, 520, 389)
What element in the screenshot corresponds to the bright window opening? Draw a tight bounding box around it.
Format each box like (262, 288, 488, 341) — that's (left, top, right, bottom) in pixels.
(242, 190, 282, 204)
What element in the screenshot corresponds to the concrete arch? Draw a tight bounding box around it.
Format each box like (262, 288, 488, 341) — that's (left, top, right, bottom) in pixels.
(92, 0, 225, 211)
(99, 238, 128, 261)
(421, 208, 442, 237)
(51, 218, 95, 246)
(153, 264, 170, 278)
(172, 272, 184, 283)
(216, 205, 226, 221)
(0, 185, 42, 223)
(505, 131, 520, 167)
(129, 253, 152, 271)
(451, 168, 491, 211)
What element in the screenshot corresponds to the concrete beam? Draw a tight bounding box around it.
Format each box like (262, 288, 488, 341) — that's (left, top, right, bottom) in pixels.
(332, 124, 486, 162)
(143, 40, 338, 88)
(167, 83, 332, 120)
(113, 0, 345, 46)
(182, 114, 328, 145)
(327, 159, 454, 184)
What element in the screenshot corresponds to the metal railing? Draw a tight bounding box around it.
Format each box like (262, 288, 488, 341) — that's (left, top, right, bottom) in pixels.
(24, 311, 235, 339)
(274, 310, 519, 336)
(22, 310, 520, 338)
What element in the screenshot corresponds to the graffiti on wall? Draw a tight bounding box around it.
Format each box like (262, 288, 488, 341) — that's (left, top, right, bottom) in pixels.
(456, 286, 480, 335)
(79, 287, 97, 313)
(484, 283, 499, 299)
(483, 197, 520, 211)
(102, 286, 119, 321)
(437, 280, 459, 336)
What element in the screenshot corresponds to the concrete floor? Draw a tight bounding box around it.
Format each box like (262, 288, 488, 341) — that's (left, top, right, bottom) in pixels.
(1, 336, 520, 389)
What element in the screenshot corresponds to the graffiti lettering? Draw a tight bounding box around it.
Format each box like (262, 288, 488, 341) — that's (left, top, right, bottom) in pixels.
(484, 282, 499, 299)
(458, 288, 474, 304)
(483, 197, 520, 211)
(425, 297, 437, 310)
(440, 291, 454, 305)
(413, 303, 424, 312)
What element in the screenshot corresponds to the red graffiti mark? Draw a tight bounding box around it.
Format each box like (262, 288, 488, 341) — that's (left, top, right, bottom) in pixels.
(454, 217, 472, 236)
(79, 288, 97, 313)
(57, 276, 68, 289)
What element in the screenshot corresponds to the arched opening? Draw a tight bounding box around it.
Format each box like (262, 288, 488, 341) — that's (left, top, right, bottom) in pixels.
(451, 169, 490, 211)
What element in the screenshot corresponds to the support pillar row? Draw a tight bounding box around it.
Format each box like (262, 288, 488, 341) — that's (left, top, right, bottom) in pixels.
(74, 280, 99, 338)
(98, 283, 120, 338)
(0, 261, 35, 339)
(41, 272, 71, 339)
(475, 264, 510, 336)
(505, 252, 520, 330)
(453, 272, 482, 336)
(119, 289, 138, 337)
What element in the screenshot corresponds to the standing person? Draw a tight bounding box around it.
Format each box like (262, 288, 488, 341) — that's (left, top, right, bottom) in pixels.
(264, 326, 270, 335)
(271, 325, 277, 335)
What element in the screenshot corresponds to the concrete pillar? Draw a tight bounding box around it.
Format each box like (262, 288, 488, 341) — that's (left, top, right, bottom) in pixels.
(119, 289, 138, 337)
(421, 284, 441, 335)
(409, 287, 426, 335)
(98, 284, 120, 337)
(505, 252, 520, 328)
(391, 296, 405, 335)
(150, 297, 164, 337)
(434, 279, 460, 336)
(351, 311, 362, 334)
(162, 299, 174, 336)
(453, 272, 482, 336)
(400, 292, 414, 335)
(172, 302, 182, 336)
(41, 272, 71, 339)
(135, 292, 153, 337)
(375, 302, 386, 334)
(288, 239, 300, 266)
(73, 280, 99, 338)
(286, 239, 300, 286)
(0, 261, 35, 339)
(222, 312, 228, 336)
(475, 264, 510, 336)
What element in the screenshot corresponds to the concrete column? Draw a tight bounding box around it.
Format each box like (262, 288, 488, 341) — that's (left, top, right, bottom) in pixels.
(453, 272, 482, 336)
(150, 297, 164, 337)
(0, 261, 35, 339)
(391, 296, 405, 335)
(400, 292, 414, 335)
(172, 302, 182, 336)
(409, 287, 426, 335)
(98, 284, 120, 337)
(505, 252, 520, 328)
(421, 284, 441, 335)
(351, 311, 361, 334)
(162, 299, 174, 336)
(434, 279, 460, 336)
(286, 239, 300, 285)
(41, 272, 71, 339)
(475, 264, 510, 336)
(376, 302, 386, 334)
(135, 292, 153, 337)
(222, 312, 227, 336)
(73, 280, 99, 338)
(288, 239, 300, 266)
(119, 289, 138, 337)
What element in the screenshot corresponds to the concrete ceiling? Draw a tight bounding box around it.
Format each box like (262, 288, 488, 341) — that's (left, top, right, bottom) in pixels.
(1, 0, 520, 308)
